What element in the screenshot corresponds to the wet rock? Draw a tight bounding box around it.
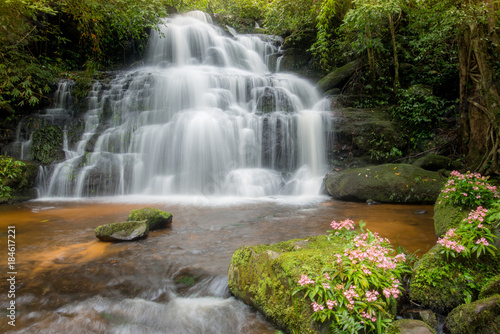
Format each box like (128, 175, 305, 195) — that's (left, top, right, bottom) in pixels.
(393, 319, 437, 334)
(95, 221, 149, 242)
(445, 294, 500, 334)
(418, 310, 439, 331)
(325, 163, 445, 204)
(433, 196, 468, 237)
(127, 207, 173, 230)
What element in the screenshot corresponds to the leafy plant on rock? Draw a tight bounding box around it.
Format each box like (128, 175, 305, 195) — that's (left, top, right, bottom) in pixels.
(294, 219, 410, 333)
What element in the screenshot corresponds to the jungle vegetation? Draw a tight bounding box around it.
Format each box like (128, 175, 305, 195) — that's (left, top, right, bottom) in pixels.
(1, 0, 499, 174)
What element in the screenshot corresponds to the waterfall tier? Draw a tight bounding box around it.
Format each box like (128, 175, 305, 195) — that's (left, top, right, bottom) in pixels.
(40, 11, 333, 199)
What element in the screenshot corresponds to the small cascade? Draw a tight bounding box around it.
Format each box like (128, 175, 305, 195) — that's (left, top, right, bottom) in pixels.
(39, 11, 334, 199)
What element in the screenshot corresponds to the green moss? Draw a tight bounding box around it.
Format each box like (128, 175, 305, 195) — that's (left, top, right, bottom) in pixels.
(95, 221, 149, 242)
(479, 274, 500, 299)
(326, 163, 446, 204)
(410, 244, 500, 313)
(127, 207, 172, 230)
(29, 125, 64, 165)
(228, 235, 361, 334)
(445, 294, 500, 334)
(433, 194, 468, 237)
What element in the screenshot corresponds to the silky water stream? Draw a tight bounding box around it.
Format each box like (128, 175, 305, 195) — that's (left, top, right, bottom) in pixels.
(2, 11, 438, 333)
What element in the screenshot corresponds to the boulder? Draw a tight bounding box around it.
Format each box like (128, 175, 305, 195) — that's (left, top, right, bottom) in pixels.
(325, 163, 445, 204)
(316, 60, 360, 93)
(127, 207, 172, 230)
(228, 236, 343, 334)
(392, 319, 437, 334)
(433, 196, 468, 237)
(479, 274, 500, 299)
(95, 221, 149, 242)
(412, 154, 457, 171)
(445, 294, 500, 334)
(409, 244, 500, 313)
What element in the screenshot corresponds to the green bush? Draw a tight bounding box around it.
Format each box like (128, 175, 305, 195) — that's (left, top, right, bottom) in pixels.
(30, 125, 63, 165)
(0, 156, 26, 198)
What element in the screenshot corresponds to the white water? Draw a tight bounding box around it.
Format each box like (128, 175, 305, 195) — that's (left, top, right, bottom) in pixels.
(39, 11, 333, 199)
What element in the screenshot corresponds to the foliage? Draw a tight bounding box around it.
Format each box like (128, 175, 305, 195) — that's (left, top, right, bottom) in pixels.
(263, 0, 319, 35)
(29, 125, 63, 164)
(294, 219, 410, 333)
(438, 171, 499, 209)
(390, 88, 453, 149)
(437, 206, 498, 259)
(0, 156, 26, 198)
(208, 0, 266, 20)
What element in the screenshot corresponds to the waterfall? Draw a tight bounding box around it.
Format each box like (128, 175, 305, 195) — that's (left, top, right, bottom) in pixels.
(39, 11, 333, 199)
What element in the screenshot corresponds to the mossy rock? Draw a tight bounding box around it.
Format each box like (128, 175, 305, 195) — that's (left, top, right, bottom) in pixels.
(412, 154, 457, 171)
(316, 60, 360, 93)
(445, 294, 500, 334)
(127, 207, 172, 230)
(409, 244, 500, 313)
(95, 221, 149, 242)
(228, 235, 346, 334)
(433, 195, 468, 237)
(479, 274, 500, 299)
(392, 319, 437, 334)
(325, 163, 446, 204)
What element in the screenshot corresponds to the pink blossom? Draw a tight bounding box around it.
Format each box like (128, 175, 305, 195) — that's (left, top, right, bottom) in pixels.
(323, 282, 331, 289)
(298, 275, 315, 286)
(311, 301, 324, 312)
(327, 300, 337, 309)
(476, 238, 489, 246)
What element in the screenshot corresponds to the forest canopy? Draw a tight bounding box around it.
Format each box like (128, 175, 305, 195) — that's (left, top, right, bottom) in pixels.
(1, 0, 499, 173)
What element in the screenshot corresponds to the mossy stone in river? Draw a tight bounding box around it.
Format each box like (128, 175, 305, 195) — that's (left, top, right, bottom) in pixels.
(127, 207, 173, 230)
(95, 221, 149, 242)
(392, 319, 437, 334)
(445, 294, 500, 334)
(325, 163, 445, 204)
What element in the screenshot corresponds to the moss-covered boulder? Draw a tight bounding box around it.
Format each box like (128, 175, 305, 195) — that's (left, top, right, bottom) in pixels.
(228, 236, 346, 334)
(325, 164, 445, 204)
(412, 154, 457, 172)
(316, 60, 360, 93)
(409, 244, 500, 313)
(433, 195, 468, 237)
(95, 221, 149, 242)
(445, 294, 500, 334)
(392, 319, 437, 334)
(479, 274, 500, 299)
(127, 207, 172, 230)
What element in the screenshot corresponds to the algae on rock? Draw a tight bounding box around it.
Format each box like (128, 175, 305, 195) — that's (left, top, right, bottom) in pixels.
(127, 207, 173, 230)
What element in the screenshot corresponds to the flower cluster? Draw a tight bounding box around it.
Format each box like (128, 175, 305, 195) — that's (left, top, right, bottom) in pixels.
(439, 171, 499, 208)
(294, 219, 410, 333)
(329, 219, 355, 235)
(438, 205, 497, 258)
(437, 228, 466, 253)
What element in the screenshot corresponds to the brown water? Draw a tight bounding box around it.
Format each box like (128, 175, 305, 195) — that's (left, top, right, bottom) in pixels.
(0, 197, 436, 333)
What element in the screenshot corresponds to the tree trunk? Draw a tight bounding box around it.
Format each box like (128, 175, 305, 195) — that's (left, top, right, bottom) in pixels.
(389, 12, 399, 94)
(458, 0, 500, 174)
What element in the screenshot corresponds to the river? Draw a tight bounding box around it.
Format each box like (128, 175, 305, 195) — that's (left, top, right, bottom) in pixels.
(0, 197, 435, 333)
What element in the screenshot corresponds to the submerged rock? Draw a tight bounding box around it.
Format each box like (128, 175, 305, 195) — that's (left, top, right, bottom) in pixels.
(445, 294, 500, 334)
(127, 207, 173, 230)
(325, 163, 445, 204)
(95, 221, 149, 242)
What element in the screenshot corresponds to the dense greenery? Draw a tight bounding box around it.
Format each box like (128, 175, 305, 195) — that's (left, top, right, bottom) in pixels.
(1, 0, 499, 173)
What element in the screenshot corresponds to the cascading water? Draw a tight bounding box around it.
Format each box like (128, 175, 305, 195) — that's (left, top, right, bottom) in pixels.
(40, 11, 333, 199)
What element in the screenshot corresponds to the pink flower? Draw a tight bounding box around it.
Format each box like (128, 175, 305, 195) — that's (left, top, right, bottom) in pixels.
(476, 238, 489, 246)
(323, 282, 331, 289)
(327, 300, 337, 309)
(298, 275, 315, 286)
(311, 301, 324, 312)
